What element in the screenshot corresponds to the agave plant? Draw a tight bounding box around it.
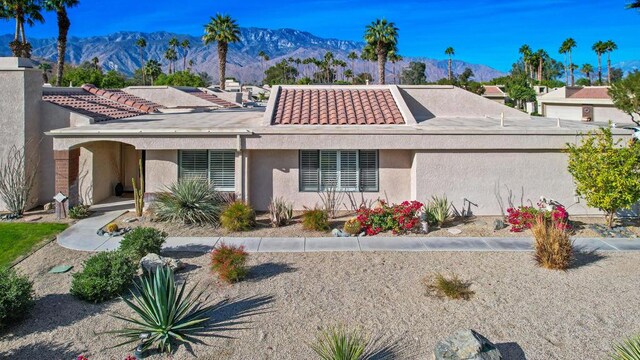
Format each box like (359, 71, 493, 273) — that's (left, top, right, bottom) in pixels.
(152, 179, 224, 225)
(110, 266, 212, 353)
(611, 335, 640, 360)
(310, 325, 368, 360)
(425, 195, 452, 227)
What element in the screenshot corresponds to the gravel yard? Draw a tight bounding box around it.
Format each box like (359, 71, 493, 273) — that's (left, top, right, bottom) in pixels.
(1, 241, 639, 359)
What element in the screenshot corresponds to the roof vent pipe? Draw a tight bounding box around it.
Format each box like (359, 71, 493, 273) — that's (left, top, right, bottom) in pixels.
(557, 118, 561, 128)
(500, 112, 504, 127)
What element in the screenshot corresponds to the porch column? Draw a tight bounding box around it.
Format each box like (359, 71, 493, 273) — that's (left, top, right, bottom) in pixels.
(54, 148, 80, 209)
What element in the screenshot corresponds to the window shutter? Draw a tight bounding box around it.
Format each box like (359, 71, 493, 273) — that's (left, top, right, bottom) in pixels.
(209, 151, 235, 191)
(359, 150, 378, 192)
(300, 150, 319, 191)
(320, 150, 338, 190)
(180, 150, 208, 181)
(339, 151, 359, 191)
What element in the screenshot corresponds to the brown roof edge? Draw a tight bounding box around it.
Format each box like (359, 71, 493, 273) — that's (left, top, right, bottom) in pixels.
(81, 84, 160, 113)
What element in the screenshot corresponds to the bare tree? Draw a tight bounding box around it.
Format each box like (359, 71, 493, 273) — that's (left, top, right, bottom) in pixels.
(0, 144, 38, 216)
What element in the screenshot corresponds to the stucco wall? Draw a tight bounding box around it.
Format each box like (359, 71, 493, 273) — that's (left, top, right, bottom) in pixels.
(544, 103, 632, 124)
(145, 150, 178, 193)
(249, 150, 412, 211)
(77, 142, 121, 204)
(411, 150, 595, 216)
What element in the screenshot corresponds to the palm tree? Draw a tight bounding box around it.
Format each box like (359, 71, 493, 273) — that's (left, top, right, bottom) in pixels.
(531, 49, 547, 82)
(363, 18, 398, 85)
(181, 39, 190, 71)
(580, 63, 594, 85)
(444, 47, 455, 80)
(519, 44, 532, 80)
(144, 59, 161, 85)
(203, 14, 241, 90)
(348, 50, 358, 75)
(627, 1, 640, 9)
(91, 56, 99, 70)
(43, 0, 78, 86)
(592, 41, 607, 85)
(188, 59, 194, 71)
(559, 38, 576, 86)
(1, 0, 44, 57)
(136, 37, 147, 84)
(604, 40, 617, 84)
(38, 62, 51, 83)
(344, 68, 354, 83)
(163, 48, 177, 74)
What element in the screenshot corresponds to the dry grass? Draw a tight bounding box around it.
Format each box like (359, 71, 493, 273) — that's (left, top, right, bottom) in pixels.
(424, 273, 474, 300)
(531, 216, 573, 270)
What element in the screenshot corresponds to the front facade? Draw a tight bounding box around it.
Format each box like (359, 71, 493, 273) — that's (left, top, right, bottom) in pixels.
(538, 86, 632, 125)
(0, 58, 632, 216)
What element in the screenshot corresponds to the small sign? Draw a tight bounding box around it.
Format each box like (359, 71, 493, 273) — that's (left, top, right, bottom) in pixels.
(53, 192, 68, 203)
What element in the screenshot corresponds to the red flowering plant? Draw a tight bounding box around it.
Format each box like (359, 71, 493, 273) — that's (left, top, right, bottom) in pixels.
(506, 200, 570, 233)
(356, 200, 424, 235)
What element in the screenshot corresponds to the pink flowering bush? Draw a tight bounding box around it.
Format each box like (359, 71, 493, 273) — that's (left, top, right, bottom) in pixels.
(507, 203, 570, 232)
(356, 200, 423, 235)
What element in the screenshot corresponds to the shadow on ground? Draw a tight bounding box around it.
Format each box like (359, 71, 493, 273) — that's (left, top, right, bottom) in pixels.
(364, 335, 422, 359)
(248, 262, 297, 281)
(0, 341, 79, 358)
(572, 249, 607, 269)
(496, 342, 527, 359)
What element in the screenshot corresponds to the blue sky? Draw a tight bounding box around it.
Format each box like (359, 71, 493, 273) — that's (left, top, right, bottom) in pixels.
(1, 0, 639, 71)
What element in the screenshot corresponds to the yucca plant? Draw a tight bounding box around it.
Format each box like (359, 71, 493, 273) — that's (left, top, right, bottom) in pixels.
(611, 335, 640, 360)
(110, 266, 212, 353)
(268, 197, 293, 227)
(152, 179, 224, 225)
(427, 195, 452, 227)
(310, 325, 368, 360)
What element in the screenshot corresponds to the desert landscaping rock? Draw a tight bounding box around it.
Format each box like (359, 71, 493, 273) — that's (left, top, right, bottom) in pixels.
(434, 329, 501, 360)
(492, 219, 506, 231)
(140, 253, 184, 272)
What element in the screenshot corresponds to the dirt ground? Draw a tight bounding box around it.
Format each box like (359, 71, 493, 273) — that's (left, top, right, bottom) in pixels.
(1, 242, 639, 359)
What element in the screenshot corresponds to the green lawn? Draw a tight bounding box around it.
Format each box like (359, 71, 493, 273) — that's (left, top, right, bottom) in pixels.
(0, 223, 68, 268)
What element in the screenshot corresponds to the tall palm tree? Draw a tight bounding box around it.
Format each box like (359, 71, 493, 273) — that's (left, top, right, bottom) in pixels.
(38, 62, 51, 83)
(203, 14, 241, 90)
(1, 0, 44, 57)
(444, 47, 454, 80)
(534, 49, 547, 82)
(144, 59, 161, 85)
(580, 63, 594, 85)
(163, 48, 177, 74)
(363, 18, 398, 85)
(43, 0, 78, 86)
(559, 38, 576, 86)
(518, 44, 532, 80)
(604, 40, 617, 85)
(627, 1, 640, 9)
(91, 56, 99, 70)
(136, 37, 147, 84)
(181, 39, 190, 71)
(360, 46, 376, 81)
(348, 50, 358, 75)
(592, 41, 607, 85)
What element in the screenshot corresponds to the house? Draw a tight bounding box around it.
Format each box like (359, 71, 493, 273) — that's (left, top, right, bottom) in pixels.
(482, 85, 508, 104)
(0, 57, 631, 216)
(537, 86, 632, 125)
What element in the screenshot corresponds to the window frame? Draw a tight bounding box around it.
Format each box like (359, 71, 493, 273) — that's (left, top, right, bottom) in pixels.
(299, 150, 379, 192)
(178, 150, 236, 192)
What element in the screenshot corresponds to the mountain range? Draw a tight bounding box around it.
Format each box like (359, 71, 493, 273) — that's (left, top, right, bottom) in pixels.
(0, 28, 542, 83)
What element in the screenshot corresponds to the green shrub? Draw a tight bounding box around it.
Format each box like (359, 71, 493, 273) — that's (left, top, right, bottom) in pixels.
(109, 266, 213, 353)
(119, 227, 168, 261)
(220, 201, 255, 231)
(310, 325, 368, 360)
(153, 179, 225, 225)
(611, 335, 640, 360)
(424, 195, 451, 227)
(302, 207, 330, 232)
(424, 273, 474, 300)
(210, 243, 248, 283)
(0, 267, 34, 327)
(70, 251, 137, 303)
(343, 218, 362, 235)
(69, 204, 91, 219)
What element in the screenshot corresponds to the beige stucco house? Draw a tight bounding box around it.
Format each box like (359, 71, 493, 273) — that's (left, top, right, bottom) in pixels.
(538, 86, 632, 125)
(0, 57, 631, 216)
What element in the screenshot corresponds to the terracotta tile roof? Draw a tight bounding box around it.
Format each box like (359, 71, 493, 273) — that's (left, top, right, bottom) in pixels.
(568, 87, 611, 99)
(483, 85, 506, 96)
(43, 89, 148, 122)
(271, 88, 405, 125)
(180, 88, 240, 108)
(82, 84, 163, 112)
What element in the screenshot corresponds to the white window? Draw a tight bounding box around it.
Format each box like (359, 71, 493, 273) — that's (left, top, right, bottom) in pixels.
(300, 150, 378, 192)
(179, 150, 235, 191)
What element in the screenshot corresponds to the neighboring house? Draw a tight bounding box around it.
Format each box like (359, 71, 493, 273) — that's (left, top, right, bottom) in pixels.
(537, 86, 632, 125)
(482, 85, 508, 104)
(0, 57, 631, 216)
